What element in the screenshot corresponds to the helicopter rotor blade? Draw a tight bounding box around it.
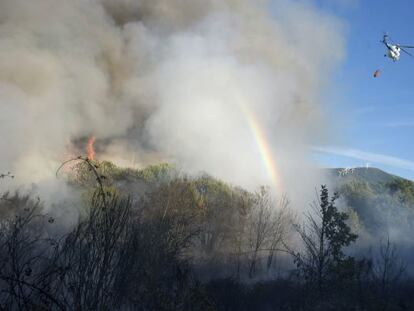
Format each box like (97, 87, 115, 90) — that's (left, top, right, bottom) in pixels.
(399, 45, 414, 49)
(400, 47, 413, 57)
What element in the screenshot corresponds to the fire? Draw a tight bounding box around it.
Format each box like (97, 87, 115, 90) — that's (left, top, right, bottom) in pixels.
(87, 136, 96, 160)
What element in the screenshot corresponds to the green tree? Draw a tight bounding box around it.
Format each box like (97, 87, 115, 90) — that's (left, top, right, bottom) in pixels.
(292, 185, 358, 297)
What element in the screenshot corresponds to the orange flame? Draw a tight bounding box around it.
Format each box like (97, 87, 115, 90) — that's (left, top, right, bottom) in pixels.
(87, 136, 96, 160)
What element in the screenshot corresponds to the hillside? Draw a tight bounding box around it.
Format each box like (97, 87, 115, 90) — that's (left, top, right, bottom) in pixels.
(327, 167, 405, 186)
(68, 162, 414, 241)
(327, 167, 414, 207)
(70, 161, 414, 210)
(323, 167, 414, 250)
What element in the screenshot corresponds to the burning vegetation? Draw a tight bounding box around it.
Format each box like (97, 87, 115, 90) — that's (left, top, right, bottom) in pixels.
(87, 136, 96, 161)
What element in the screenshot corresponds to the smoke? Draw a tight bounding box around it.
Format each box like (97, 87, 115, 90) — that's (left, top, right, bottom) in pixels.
(0, 0, 345, 206)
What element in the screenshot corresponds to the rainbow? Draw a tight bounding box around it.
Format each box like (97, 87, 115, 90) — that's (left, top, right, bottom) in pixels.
(240, 104, 283, 193)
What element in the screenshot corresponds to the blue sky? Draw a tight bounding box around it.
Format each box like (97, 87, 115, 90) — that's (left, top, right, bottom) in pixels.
(310, 0, 414, 180)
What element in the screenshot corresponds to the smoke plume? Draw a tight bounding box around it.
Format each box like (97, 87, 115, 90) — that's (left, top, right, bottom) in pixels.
(0, 0, 345, 205)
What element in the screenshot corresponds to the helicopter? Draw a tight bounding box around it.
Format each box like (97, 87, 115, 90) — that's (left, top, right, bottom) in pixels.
(382, 34, 414, 62)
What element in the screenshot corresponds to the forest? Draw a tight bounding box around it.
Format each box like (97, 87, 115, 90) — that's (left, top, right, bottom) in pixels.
(0, 160, 413, 311)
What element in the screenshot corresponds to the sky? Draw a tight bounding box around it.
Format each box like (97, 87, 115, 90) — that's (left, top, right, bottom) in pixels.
(308, 0, 414, 180)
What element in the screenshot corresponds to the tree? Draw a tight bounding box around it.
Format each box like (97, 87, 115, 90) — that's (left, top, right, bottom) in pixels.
(292, 185, 358, 297)
(370, 236, 406, 309)
(0, 194, 63, 310)
(245, 187, 290, 279)
(387, 178, 414, 204)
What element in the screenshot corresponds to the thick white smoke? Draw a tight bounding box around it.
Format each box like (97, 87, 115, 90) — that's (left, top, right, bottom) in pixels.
(0, 0, 345, 205)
